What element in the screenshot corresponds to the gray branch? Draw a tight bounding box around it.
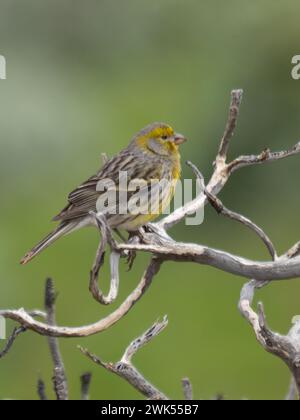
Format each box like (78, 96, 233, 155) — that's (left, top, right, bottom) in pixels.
(80, 372, 92, 401)
(217, 89, 244, 160)
(37, 378, 48, 401)
(239, 280, 300, 399)
(0, 326, 27, 359)
(89, 214, 121, 306)
(228, 142, 300, 173)
(182, 377, 193, 400)
(45, 278, 68, 400)
(204, 189, 277, 260)
(79, 317, 169, 400)
(0, 310, 46, 359)
(118, 238, 300, 281)
(0, 258, 162, 337)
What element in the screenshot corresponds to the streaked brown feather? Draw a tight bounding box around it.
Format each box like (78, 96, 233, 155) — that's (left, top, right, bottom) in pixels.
(52, 148, 167, 223)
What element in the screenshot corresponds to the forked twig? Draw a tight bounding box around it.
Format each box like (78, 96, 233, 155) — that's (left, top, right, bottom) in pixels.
(79, 317, 169, 400)
(0, 326, 27, 359)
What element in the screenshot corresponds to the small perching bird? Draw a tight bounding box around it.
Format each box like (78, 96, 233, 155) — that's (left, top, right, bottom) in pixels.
(20, 122, 187, 265)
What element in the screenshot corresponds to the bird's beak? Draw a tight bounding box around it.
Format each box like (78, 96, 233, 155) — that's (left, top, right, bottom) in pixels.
(173, 133, 187, 145)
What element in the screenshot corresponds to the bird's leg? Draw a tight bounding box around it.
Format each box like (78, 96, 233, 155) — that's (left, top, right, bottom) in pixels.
(125, 231, 139, 271)
(124, 224, 172, 271)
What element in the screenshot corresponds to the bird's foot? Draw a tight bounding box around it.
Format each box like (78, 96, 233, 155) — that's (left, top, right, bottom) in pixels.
(125, 232, 139, 271)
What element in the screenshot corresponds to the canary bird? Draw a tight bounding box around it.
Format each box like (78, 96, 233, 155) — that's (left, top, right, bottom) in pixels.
(20, 122, 187, 265)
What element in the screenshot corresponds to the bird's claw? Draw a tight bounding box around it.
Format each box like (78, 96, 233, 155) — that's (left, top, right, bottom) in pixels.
(126, 250, 137, 271)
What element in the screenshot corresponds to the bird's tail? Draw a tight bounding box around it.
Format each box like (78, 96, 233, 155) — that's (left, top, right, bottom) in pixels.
(20, 222, 76, 265)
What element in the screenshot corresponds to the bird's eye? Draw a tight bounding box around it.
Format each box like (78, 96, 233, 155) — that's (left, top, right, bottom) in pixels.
(161, 135, 168, 140)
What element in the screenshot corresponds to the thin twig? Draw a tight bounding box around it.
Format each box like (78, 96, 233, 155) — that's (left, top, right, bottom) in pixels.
(0, 326, 27, 359)
(182, 377, 193, 400)
(79, 317, 169, 400)
(285, 377, 297, 401)
(101, 152, 109, 164)
(204, 189, 277, 260)
(45, 278, 68, 400)
(89, 212, 121, 305)
(186, 160, 277, 260)
(282, 241, 300, 260)
(217, 89, 244, 160)
(158, 97, 300, 232)
(121, 316, 168, 364)
(239, 281, 300, 399)
(80, 372, 92, 401)
(37, 378, 48, 401)
(227, 142, 300, 173)
(0, 258, 162, 337)
(118, 240, 300, 281)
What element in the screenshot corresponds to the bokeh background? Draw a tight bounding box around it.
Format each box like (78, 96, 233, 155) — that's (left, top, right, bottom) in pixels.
(0, 0, 300, 400)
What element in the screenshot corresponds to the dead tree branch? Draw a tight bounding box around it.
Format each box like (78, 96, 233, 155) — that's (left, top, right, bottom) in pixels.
(0, 326, 26, 359)
(37, 378, 48, 401)
(217, 89, 243, 160)
(45, 278, 68, 400)
(285, 377, 297, 401)
(89, 213, 121, 306)
(182, 378, 193, 400)
(80, 372, 92, 401)
(204, 189, 277, 260)
(239, 280, 300, 399)
(0, 310, 46, 359)
(79, 317, 169, 400)
(0, 258, 162, 337)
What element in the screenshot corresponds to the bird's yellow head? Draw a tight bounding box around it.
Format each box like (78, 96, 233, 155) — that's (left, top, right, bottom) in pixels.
(132, 122, 187, 157)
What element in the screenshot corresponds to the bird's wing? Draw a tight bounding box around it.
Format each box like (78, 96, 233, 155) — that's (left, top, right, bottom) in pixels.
(52, 151, 163, 222)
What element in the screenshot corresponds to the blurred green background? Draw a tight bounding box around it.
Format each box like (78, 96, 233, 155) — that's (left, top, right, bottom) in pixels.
(0, 0, 300, 400)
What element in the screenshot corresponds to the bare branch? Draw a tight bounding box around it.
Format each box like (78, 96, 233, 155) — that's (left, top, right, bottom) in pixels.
(0, 310, 46, 359)
(217, 89, 244, 161)
(0, 326, 26, 359)
(157, 95, 300, 233)
(101, 152, 109, 164)
(204, 189, 277, 260)
(282, 241, 300, 260)
(37, 378, 48, 401)
(182, 377, 193, 400)
(89, 234, 120, 306)
(45, 278, 68, 400)
(80, 372, 92, 401)
(89, 212, 122, 305)
(0, 258, 162, 337)
(285, 377, 297, 401)
(121, 316, 168, 364)
(118, 239, 300, 281)
(186, 160, 277, 261)
(79, 317, 169, 400)
(91, 212, 119, 251)
(239, 279, 300, 398)
(227, 142, 300, 173)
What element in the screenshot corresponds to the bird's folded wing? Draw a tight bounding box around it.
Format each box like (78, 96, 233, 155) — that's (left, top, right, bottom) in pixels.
(52, 155, 164, 222)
